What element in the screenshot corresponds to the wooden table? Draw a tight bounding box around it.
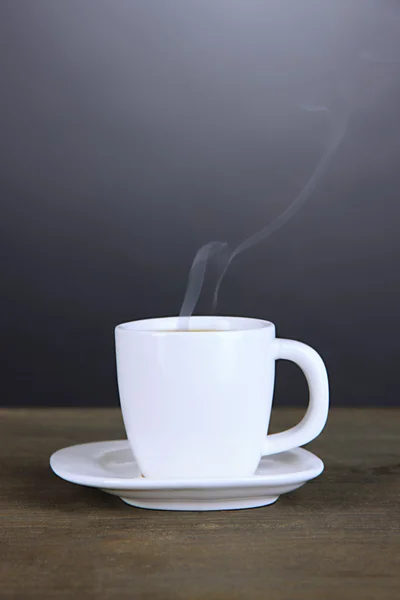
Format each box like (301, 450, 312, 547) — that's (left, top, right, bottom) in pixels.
(1, 409, 399, 599)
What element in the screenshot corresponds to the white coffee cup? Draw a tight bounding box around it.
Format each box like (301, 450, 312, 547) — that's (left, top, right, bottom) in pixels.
(115, 316, 329, 480)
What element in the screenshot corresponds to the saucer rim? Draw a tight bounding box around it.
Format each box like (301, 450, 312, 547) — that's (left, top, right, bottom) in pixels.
(50, 440, 324, 490)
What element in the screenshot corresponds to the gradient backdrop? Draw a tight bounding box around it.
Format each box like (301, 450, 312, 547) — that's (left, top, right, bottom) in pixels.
(1, 1, 399, 407)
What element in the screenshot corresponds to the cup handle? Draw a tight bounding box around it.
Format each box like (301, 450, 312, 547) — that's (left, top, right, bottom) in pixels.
(262, 338, 329, 456)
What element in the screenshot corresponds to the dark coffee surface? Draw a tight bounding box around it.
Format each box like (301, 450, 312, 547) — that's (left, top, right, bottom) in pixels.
(1, 408, 399, 599)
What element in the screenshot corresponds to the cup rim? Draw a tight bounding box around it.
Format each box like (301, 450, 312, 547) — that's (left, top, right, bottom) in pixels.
(115, 316, 274, 334)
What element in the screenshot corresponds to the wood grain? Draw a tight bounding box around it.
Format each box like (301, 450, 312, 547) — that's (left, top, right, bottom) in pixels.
(0, 408, 399, 599)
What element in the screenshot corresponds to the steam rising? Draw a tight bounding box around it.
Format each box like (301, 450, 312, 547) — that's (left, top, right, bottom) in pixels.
(179, 4, 400, 324)
(179, 97, 351, 322)
(178, 241, 227, 329)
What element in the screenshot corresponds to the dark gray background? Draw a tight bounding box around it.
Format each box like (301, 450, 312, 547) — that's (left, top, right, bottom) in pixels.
(1, 1, 399, 407)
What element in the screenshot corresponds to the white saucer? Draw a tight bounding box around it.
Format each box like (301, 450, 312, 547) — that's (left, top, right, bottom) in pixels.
(50, 441, 324, 511)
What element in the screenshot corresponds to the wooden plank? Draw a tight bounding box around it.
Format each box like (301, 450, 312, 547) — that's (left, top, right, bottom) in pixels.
(0, 408, 399, 599)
